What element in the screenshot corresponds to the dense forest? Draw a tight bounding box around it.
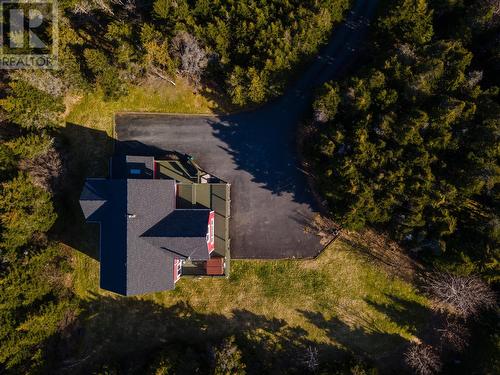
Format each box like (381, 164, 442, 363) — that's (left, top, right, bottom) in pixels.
(0, 0, 498, 373)
(310, 0, 499, 280)
(0, 0, 354, 373)
(1, 0, 350, 107)
(308, 1, 499, 372)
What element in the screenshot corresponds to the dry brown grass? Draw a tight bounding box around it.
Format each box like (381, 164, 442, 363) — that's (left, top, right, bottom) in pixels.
(73, 234, 432, 364)
(66, 81, 432, 368)
(338, 228, 423, 282)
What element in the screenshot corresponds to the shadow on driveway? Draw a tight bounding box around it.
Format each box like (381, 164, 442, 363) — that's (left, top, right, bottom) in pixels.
(115, 112, 322, 259)
(114, 0, 379, 259)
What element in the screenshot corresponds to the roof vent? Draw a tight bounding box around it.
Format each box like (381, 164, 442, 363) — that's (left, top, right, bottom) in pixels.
(127, 214, 136, 219)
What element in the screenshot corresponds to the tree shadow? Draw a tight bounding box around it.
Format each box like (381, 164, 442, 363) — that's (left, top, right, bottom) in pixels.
(55, 295, 349, 374)
(197, 0, 380, 203)
(54, 123, 192, 260)
(338, 229, 423, 282)
(204, 111, 315, 204)
(53, 123, 113, 260)
(299, 307, 412, 371)
(364, 294, 436, 339)
(114, 139, 171, 157)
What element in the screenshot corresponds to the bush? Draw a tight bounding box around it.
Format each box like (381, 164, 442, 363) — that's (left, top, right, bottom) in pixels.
(404, 344, 442, 375)
(424, 272, 496, 318)
(0, 80, 64, 129)
(170, 31, 207, 84)
(19, 146, 66, 194)
(309, 22, 500, 266)
(0, 245, 76, 374)
(0, 173, 56, 251)
(84, 48, 128, 100)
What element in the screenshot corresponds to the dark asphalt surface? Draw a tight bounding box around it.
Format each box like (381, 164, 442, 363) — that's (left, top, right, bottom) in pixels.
(115, 0, 379, 259)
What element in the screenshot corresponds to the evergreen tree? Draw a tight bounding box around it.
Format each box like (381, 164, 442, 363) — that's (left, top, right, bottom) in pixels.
(0, 80, 64, 129)
(0, 174, 56, 252)
(309, 0, 500, 273)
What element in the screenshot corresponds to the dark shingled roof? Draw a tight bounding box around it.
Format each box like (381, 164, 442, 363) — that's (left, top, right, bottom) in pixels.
(142, 210, 211, 260)
(111, 155, 154, 179)
(80, 179, 108, 220)
(80, 179, 128, 294)
(79, 158, 211, 296)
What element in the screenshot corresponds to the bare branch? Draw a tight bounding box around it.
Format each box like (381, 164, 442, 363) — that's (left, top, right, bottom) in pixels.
(19, 144, 66, 194)
(73, 0, 124, 15)
(404, 344, 442, 375)
(437, 319, 470, 352)
(301, 346, 319, 372)
(9, 70, 68, 97)
(170, 32, 208, 85)
(423, 272, 496, 319)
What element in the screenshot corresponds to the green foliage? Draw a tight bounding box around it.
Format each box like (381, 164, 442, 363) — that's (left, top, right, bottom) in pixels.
(84, 49, 110, 75)
(309, 0, 500, 276)
(0, 133, 54, 188)
(58, 16, 87, 90)
(325, 356, 379, 374)
(84, 49, 128, 100)
(98, 68, 128, 100)
(140, 24, 177, 77)
(0, 245, 76, 374)
(0, 144, 16, 182)
(147, 344, 203, 374)
(380, 0, 434, 45)
(0, 80, 64, 129)
(61, 0, 350, 106)
(18, 0, 353, 107)
(5, 133, 53, 160)
(314, 83, 342, 122)
(227, 66, 247, 106)
(105, 21, 137, 68)
(105, 20, 133, 43)
(152, 0, 173, 19)
(0, 173, 56, 251)
(186, 0, 350, 105)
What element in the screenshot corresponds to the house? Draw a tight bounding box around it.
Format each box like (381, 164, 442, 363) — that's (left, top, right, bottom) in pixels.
(79, 155, 230, 296)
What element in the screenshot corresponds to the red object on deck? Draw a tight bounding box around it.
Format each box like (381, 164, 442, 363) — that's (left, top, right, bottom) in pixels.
(205, 257, 224, 275)
(207, 211, 215, 253)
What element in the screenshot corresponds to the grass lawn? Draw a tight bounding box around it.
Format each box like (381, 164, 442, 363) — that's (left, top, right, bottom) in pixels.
(70, 234, 431, 371)
(58, 78, 217, 261)
(62, 80, 432, 372)
(63, 78, 216, 177)
(66, 78, 217, 134)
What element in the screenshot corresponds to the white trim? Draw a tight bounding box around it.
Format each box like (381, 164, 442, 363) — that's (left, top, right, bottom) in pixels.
(173, 258, 183, 283)
(210, 216, 215, 246)
(172, 209, 211, 210)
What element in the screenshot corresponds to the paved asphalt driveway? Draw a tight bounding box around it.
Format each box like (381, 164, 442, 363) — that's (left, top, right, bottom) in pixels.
(115, 0, 378, 259)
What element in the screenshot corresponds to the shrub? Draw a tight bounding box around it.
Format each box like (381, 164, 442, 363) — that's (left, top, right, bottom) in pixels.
(0, 81, 64, 129)
(0, 173, 56, 251)
(424, 272, 496, 319)
(404, 344, 442, 375)
(19, 146, 66, 194)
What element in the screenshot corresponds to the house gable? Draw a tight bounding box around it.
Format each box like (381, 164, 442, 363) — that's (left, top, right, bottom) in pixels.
(79, 155, 223, 296)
